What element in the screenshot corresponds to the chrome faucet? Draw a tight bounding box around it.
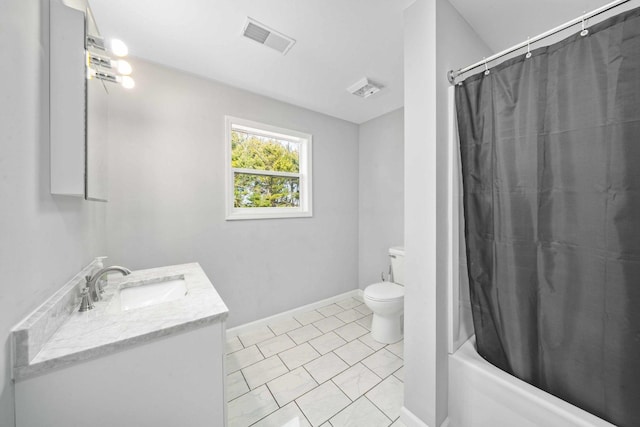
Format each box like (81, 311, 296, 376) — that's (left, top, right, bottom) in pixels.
(86, 266, 132, 302)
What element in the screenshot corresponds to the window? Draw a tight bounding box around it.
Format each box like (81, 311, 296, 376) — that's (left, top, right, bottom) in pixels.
(225, 116, 312, 220)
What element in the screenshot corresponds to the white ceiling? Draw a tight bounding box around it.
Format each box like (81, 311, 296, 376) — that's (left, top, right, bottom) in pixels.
(88, 0, 636, 124)
(89, 0, 413, 124)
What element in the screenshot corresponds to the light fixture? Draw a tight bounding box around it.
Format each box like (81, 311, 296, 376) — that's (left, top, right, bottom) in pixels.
(86, 34, 106, 51)
(347, 77, 383, 98)
(88, 53, 131, 75)
(116, 60, 132, 75)
(88, 67, 136, 90)
(86, 34, 135, 89)
(110, 39, 128, 57)
(119, 75, 135, 89)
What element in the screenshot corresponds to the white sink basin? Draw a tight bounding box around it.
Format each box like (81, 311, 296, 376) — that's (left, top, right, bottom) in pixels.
(120, 278, 188, 311)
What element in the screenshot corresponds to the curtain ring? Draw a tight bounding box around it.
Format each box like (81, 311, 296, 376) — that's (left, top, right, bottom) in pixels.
(525, 37, 532, 59)
(484, 58, 490, 76)
(581, 13, 589, 36)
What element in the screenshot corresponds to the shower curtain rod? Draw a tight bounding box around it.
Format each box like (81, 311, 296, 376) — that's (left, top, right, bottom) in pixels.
(447, 0, 632, 84)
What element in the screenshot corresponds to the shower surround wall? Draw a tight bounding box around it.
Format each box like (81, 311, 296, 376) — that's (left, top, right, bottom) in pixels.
(105, 58, 360, 327)
(403, 0, 491, 426)
(0, 1, 107, 425)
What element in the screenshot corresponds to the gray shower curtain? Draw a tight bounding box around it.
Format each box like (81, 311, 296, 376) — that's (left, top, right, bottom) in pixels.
(455, 7, 640, 427)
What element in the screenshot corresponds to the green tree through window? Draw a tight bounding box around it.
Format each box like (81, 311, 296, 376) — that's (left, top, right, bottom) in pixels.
(231, 130, 301, 208)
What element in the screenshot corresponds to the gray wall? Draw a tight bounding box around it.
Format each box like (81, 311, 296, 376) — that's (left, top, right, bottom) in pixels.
(402, 0, 491, 425)
(105, 59, 360, 327)
(0, 1, 107, 425)
(358, 108, 404, 288)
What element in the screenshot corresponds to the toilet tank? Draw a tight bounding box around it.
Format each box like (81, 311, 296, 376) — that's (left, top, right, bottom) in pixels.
(389, 246, 405, 285)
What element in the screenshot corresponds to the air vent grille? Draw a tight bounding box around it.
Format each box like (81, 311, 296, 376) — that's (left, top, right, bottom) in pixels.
(244, 22, 270, 44)
(242, 18, 296, 55)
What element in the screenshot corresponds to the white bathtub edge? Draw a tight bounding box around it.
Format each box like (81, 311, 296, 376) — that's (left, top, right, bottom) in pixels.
(449, 336, 615, 427)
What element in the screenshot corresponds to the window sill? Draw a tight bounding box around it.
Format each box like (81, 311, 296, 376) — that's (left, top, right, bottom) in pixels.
(226, 209, 313, 221)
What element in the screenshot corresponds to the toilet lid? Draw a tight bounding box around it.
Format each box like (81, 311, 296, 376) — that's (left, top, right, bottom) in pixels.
(365, 282, 404, 301)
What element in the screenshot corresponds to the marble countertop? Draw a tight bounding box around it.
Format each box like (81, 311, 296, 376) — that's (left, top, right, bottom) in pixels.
(14, 263, 228, 381)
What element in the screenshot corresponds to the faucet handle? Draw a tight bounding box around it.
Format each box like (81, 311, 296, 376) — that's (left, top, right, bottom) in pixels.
(79, 287, 94, 312)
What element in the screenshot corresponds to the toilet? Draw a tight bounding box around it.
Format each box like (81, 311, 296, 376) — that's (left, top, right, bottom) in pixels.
(364, 246, 405, 344)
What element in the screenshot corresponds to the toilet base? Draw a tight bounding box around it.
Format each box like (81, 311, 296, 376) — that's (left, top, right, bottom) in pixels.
(370, 312, 403, 344)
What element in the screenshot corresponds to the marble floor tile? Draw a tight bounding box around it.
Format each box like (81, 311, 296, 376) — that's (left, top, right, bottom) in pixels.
(358, 333, 386, 351)
(356, 314, 373, 331)
(332, 363, 382, 400)
(335, 309, 365, 323)
(258, 334, 297, 358)
(335, 322, 369, 342)
(304, 352, 349, 384)
(308, 331, 347, 355)
(226, 371, 249, 401)
(295, 310, 325, 326)
(225, 294, 405, 427)
(391, 418, 407, 426)
(267, 367, 318, 406)
(252, 402, 311, 427)
(268, 317, 303, 336)
(386, 340, 404, 359)
(279, 342, 321, 370)
(242, 355, 289, 389)
(353, 304, 372, 315)
(238, 326, 276, 347)
(316, 304, 344, 317)
(329, 396, 391, 427)
(226, 345, 264, 373)
(226, 336, 244, 354)
(366, 375, 404, 421)
(362, 349, 404, 379)
(336, 298, 362, 310)
(288, 324, 323, 345)
(393, 366, 404, 381)
(334, 340, 375, 366)
(313, 316, 345, 333)
(227, 385, 278, 427)
(296, 381, 351, 426)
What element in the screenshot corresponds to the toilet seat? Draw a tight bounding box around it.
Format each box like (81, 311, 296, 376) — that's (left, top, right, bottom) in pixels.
(364, 282, 404, 302)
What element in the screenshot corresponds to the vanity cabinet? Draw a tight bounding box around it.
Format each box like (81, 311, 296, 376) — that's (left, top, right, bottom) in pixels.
(14, 322, 227, 427)
(50, 0, 108, 200)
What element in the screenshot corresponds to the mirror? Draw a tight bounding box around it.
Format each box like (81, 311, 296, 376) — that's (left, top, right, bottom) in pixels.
(86, 77, 108, 201)
(50, 0, 131, 202)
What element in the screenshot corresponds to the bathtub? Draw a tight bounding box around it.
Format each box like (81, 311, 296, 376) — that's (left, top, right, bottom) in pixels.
(448, 337, 615, 427)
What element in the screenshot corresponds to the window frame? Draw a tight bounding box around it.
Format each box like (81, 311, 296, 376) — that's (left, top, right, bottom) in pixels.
(224, 116, 313, 220)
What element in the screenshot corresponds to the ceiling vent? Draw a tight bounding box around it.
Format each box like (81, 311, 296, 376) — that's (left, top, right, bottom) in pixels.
(242, 18, 296, 55)
(347, 77, 383, 98)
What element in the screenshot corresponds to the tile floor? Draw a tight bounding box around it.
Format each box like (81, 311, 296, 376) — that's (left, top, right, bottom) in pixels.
(226, 295, 406, 427)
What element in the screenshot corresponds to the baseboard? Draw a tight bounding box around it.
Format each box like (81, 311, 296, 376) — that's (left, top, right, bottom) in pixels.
(226, 289, 364, 338)
(400, 407, 431, 427)
(400, 407, 450, 427)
